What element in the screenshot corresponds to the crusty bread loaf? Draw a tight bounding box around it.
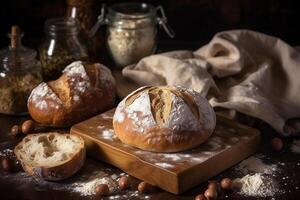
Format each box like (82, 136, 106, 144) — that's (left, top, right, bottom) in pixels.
(113, 86, 216, 153)
(14, 132, 85, 181)
(27, 61, 116, 127)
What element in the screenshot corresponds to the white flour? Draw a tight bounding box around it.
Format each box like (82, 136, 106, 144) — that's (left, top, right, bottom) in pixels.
(0, 148, 13, 157)
(235, 173, 279, 197)
(114, 86, 215, 134)
(155, 162, 174, 168)
(63, 61, 90, 94)
(234, 156, 280, 197)
(101, 129, 117, 141)
(73, 176, 118, 196)
(235, 156, 277, 174)
(291, 140, 300, 154)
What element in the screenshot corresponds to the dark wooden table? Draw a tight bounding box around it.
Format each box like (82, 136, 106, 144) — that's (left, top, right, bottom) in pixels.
(1, 111, 300, 200)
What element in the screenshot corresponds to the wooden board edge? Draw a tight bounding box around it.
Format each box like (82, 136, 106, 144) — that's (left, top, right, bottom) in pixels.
(70, 126, 180, 193)
(176, 129, 260, 193)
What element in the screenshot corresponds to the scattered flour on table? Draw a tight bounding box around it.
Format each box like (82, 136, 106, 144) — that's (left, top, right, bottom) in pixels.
(72, 176, 118, 196)
(233, 156, 281, 197)
(291, 140, 300, 154)
(108, 191, 150, 199)
(235, 156, 277, 174)
(235, 173, 279, 197)
(0, 148, 13, 157)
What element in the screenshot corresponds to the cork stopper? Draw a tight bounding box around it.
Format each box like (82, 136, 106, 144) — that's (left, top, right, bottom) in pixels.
(11, 25, 21, 49)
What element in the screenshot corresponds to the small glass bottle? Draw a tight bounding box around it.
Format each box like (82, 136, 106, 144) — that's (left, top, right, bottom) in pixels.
(90, 3, 174, 68)
(0, 26, 42, 115)
(39, 18, 88, 81)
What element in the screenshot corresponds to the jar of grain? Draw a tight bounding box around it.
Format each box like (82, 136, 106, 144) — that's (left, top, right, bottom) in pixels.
(0, 26, 42, 115)
(90, 3, 174, 68)
(39, 18, 88, 81)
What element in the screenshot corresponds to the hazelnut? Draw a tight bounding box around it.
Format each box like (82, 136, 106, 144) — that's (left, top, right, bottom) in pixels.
(21, 120, 35, 134)
(231, 180, 242, 190)
(271, 137, 283, 151)
(11, 125, 21, 136)
(94, 184, 109, 196)
(207, 181, 218, 191)
(118, 176, 130, 190)
(2, 158, 12, 172)
(204, 188, 217, 200)
(195, 194, 207, 200)
(220, 178, 232, 190)
(138, 181, 153, 193)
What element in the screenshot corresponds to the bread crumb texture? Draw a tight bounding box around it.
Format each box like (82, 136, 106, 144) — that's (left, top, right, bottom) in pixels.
(15, 133, 82, 167)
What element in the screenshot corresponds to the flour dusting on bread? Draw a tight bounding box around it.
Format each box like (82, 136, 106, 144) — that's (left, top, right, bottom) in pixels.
(114, 86, 214, 132)
(63, 61, 91, 94)
(113, 86, 216, 152)
(28, 82, 62, 110)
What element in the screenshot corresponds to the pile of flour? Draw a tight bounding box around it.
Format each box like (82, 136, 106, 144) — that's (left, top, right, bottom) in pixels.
(234, 156, 280, 197)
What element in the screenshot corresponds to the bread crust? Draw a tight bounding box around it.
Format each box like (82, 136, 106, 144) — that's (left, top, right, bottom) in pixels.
(27, 61, 116, 127)
(113, 86, 216, 153)
(14, 132, 86, 181)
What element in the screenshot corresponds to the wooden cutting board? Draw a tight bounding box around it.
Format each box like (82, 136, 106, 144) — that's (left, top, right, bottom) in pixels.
(70, 109, 260, 194)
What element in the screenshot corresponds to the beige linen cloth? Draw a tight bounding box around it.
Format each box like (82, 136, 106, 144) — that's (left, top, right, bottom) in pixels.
(122, 30, 300, 136)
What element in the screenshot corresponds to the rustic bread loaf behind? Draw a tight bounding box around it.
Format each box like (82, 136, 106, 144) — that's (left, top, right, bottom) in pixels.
(113, 86, 216, 152)
(14, 132, 85, 181)
(28, 61, 116, 127)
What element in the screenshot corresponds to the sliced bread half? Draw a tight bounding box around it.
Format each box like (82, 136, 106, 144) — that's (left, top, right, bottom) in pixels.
(14, 132, 85, 181)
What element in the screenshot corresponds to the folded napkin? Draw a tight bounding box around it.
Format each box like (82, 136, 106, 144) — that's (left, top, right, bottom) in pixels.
(122, 30, 300, 136)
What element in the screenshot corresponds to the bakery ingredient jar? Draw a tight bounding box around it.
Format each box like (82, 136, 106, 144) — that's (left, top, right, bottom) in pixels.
(0, 26, 42, 115)
(90, 3, 175, 67)
(39, 18, 88, 81)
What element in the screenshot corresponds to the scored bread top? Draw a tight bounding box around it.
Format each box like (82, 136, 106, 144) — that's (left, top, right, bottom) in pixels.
(14, 133, 84, 167)
(114, 86, 216, 133)
(28, 61, 115, 111)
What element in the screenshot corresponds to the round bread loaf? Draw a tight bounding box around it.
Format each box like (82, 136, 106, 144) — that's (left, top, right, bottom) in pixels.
(28, 61, 116, 127)
(113, 86, 216, 152)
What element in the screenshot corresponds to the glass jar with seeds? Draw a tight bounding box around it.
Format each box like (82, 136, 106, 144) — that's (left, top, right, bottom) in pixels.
(39, 18, 88, 81)
(0, 26, 42, 115)
(90, 3, 175, 68)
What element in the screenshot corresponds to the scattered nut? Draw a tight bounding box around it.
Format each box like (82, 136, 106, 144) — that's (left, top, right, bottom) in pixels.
(195, 194, 207, 200)
(11, 125, 21, 136)
(94, 184, 109, 196)
(21, 120, 35, 134)
(271, 137, 283, 151)
(118, 176, 130, 190)
(138, 181, 153, 193)
(231, 180, 242, 190)
(220, 178, 232, 190)
(2, 158, 12, 172)
(208, 181, 218, 191)
(204, 188, 217, 200)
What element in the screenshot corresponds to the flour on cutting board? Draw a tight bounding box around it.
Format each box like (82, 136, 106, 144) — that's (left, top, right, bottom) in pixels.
(92, 119, 250, 170)
(95, 126, 117, 141)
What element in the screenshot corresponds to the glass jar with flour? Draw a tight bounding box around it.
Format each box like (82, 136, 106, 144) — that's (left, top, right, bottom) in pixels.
(90, 3, 175, 68)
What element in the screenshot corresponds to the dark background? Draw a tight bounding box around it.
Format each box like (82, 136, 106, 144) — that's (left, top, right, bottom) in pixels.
(1, 0, 300, 50)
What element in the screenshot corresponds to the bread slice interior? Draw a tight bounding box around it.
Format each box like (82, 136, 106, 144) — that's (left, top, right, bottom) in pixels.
(15, 133, 83, 167)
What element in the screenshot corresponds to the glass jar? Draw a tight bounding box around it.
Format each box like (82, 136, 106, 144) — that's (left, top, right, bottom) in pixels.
(90, 3, 174, 68)
(39, 18, 88, 81)
(0, 26, 42, 115)
(66, 0, 106, 62)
